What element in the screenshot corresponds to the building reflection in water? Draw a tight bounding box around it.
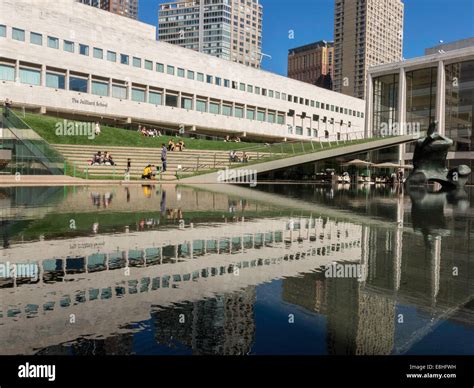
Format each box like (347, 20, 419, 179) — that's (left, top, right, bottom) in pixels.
(0, 185, 473, 355)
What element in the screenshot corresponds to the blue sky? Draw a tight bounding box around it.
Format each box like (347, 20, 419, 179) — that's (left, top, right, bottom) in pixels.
(139, 0, 474, 76)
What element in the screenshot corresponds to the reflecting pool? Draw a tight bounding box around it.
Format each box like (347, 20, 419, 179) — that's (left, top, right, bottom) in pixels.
(0, 183, 473, 355)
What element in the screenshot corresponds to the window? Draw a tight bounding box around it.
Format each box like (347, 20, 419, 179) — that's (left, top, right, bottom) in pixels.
(277, 115, 285, 125)
(215, 77, 222, 86)
(255, 87, 260, 94)
(316, 102, 320, 108)
(46, 72, 65, 89)
(0, 64, 15, 81)
(120, 54, 129, 65)
(197, 72, 204, 82)
(247, 85, 253, 93)
(209, 102, 220, 114)
(0, 25, 6, 38)
(187, 70, 194, 80)
(276, 92, 280, 99)
(311, 100, 315, 107)
(64, 41, 75, 53)
(19, 68, 40, 85)
(91, 81, 108, 96)
(69, 76, 88, 92)
(79, 44, 89, 56)
(145, 60, 153, 70)
(93, 48, 103, 59)
(107, 51, 116, 62)
(47, 36, 59, 49)
(156, 63, 164, 72)
(12, 28, 25, 42)
(269, 90, 274, 98)
(257, 110, 265, 122)
(149, 91, 162, 105)
(112, 85, 127, 99)
(165, 94, 178, 107)
(206, 75, 213, 84)
(196, 100, 207, 112)
(132, 88, 146, 102)
(262, 88, 267, 96)
(181, 97, 192, 110)
(295, 126, 303, 135)
(133, 57, 141, 68)
(234, 107, 244, 118)
(267, 112, 275, 123)
(30, 32, 42, 46)
(222, 105, 232, 116)
(177, 68, 185, 77)
(167, 65, 175, 75)
(246, 109, 255, 120)
(282, 93, 287, 100)
(239, 83, 245, 91)
(224, 79, 230, 87)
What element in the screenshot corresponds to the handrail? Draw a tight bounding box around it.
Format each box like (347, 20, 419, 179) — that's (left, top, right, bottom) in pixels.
(1, 108, 64, 175)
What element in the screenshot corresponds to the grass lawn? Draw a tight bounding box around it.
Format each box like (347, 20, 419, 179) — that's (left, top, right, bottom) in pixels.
(17, 111, 263, 151)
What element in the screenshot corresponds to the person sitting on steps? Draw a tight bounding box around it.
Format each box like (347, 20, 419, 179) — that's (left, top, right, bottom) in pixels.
(141, 164, 155, 180)
(167, 139, 176, 151)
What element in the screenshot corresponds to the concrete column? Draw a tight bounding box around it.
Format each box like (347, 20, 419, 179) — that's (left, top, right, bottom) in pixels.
(397, 67, 407, 164)
(65, 69, 70, 91)
(127, 82, 132, 100)
(15, 60, 20, 82)
(87, 74, 92, 94)
(41, 65, 46, 87)
(435, 60, 446, 135)
(365, 72, 373, 138)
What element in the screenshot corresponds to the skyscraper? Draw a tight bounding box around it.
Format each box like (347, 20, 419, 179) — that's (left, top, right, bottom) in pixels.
(288, 40, 334, 90)
(333, 0, 404, 99)
(77, 0, 138, 20)
(158, 0, 263, 68)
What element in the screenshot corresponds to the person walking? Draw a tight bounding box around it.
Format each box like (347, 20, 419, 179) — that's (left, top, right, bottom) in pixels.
(161, 143, 167, 173)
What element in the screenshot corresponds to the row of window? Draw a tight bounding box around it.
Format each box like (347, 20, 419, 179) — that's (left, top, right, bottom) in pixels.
(0, 23, 364, 120)
(0, 63, 287, 125)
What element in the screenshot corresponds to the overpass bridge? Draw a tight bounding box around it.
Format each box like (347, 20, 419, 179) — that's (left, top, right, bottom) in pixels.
(181, 134, 419, 183)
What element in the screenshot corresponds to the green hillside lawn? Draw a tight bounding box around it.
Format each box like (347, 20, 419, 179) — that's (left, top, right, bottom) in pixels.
(19, 112, 262, 151)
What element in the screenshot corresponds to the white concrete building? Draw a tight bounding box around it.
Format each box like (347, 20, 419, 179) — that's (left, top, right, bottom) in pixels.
(0, 0, 366, 142)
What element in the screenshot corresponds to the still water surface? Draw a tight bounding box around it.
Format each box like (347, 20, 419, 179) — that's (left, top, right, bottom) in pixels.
(0, 183, 473, 355)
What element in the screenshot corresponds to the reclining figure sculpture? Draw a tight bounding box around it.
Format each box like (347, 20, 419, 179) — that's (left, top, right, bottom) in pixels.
(405, 122, 471, 190)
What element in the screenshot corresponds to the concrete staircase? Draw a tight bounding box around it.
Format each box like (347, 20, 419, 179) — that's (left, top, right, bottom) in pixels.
(53, 144, 271, 180)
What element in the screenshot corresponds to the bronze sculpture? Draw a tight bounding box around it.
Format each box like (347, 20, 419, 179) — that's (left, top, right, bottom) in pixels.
(405, 122, 471, 189)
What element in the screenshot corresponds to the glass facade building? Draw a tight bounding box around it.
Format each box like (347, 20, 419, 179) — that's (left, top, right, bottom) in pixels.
(366, 47, 474, 183)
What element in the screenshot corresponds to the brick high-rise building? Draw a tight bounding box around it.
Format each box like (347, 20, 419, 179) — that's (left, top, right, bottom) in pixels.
(288, 40, 334, 90)
(158, 0, 263, 68)
(77, 0, 138, 20)
(333, 0, 404, 99)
